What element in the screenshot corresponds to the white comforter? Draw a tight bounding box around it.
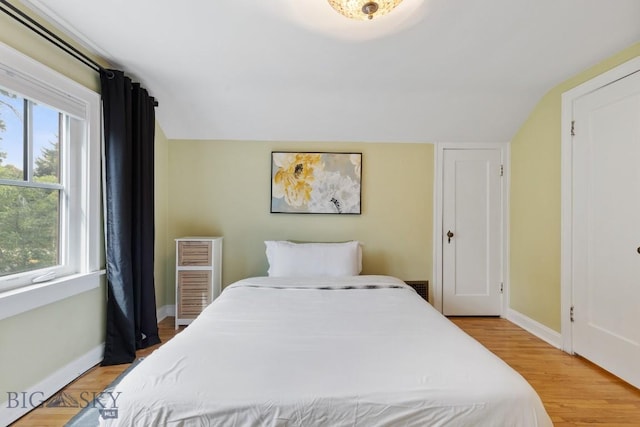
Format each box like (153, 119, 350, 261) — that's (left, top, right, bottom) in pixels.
(103, 276, 552, 426)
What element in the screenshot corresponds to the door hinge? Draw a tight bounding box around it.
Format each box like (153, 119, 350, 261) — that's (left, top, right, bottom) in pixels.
(571, 120, 575, 136)
(500, 165, 504, 177)
(570, 305, 575, 322)
(500, 282, 504, 293)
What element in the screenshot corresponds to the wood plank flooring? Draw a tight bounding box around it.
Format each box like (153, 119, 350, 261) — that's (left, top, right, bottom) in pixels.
(450, 317, 640, 426)
(12, 316, 640, 426)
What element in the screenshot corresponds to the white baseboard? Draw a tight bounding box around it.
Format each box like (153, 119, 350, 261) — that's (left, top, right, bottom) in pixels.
(506, 308, 562, 349)
(0, 343, 104, 426)
(156, 304, 175, 321)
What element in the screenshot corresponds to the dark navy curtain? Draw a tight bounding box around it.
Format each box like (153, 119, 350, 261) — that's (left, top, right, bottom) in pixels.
(101, 69, 160, 366)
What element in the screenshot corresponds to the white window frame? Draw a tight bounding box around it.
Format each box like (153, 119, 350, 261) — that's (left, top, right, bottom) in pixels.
(0, 97, 73, 283)
(0, 42, 103, 319)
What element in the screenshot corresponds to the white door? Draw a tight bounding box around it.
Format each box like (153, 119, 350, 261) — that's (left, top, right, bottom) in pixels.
(442, 149, 503, 316)
(572, 70, 640, 388)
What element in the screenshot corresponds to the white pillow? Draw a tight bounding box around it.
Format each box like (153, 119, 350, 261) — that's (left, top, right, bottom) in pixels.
(265, 240, 362, 277)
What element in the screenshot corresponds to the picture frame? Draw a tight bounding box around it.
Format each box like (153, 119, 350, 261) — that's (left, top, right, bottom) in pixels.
(270, 151, 362, 214)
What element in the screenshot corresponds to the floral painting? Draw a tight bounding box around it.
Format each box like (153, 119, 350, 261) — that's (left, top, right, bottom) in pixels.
(271, 152, 362, 214)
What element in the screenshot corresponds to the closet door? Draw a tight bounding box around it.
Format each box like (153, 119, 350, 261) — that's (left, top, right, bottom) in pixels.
(442, 148, 503, 316)
(572, 70, 640, 388)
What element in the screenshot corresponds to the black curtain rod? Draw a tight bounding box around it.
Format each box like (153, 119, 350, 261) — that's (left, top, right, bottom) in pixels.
(0, 0, 158, 107)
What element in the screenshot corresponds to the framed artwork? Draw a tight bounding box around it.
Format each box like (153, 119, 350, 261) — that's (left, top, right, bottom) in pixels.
(270, 151, 362, 214)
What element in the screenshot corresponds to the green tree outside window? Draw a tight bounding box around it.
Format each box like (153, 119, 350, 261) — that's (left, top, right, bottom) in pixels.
(0, 90, 61, 277)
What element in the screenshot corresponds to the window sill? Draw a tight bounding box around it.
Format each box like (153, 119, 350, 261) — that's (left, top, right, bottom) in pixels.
(0, 270, 106, 321)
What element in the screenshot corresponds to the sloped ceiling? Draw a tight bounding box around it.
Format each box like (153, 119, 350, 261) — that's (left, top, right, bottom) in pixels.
(21, 0, 640, 143)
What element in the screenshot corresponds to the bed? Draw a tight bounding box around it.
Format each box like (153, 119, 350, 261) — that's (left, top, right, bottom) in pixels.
(102, 242, 552, 426)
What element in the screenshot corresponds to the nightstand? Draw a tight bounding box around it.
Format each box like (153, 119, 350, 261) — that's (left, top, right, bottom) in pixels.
(405, 280, 429, 302)
(175, 237, 223, 329)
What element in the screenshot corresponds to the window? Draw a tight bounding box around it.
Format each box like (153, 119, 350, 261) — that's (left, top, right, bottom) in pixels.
(0, 43, 101, 293)
(0, 90, 65, 278)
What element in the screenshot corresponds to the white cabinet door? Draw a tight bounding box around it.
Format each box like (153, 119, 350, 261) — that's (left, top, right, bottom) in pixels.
(572, 70, 640, 388)
(442, 148, 502, 316)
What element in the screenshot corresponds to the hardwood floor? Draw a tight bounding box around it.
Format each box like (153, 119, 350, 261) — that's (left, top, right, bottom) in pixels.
(450, 317, 640, 426)
(12, 317, 640, 426)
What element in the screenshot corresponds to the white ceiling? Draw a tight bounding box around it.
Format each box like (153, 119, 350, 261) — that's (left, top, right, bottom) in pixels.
(22, 0, 640, 143)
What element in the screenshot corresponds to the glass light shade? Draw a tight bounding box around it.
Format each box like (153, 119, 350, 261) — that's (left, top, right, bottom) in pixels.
(327, 0, 403, 21)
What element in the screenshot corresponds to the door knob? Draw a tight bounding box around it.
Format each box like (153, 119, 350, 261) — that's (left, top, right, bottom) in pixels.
(447, 230, 454, 244)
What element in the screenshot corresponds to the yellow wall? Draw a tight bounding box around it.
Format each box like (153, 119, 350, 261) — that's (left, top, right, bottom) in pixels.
(0, 288, 105, 396)
(167, 140, 434, 301)
(154, 123, 170, 307)
(510, 42, 640, 331)
(0, 6, 103, 91)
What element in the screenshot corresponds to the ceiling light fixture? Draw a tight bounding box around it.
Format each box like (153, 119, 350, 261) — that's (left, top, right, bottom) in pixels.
(327, 0, 403, 21)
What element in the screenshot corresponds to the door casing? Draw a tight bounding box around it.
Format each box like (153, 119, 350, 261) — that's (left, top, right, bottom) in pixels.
(433, 142, 510, 315)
